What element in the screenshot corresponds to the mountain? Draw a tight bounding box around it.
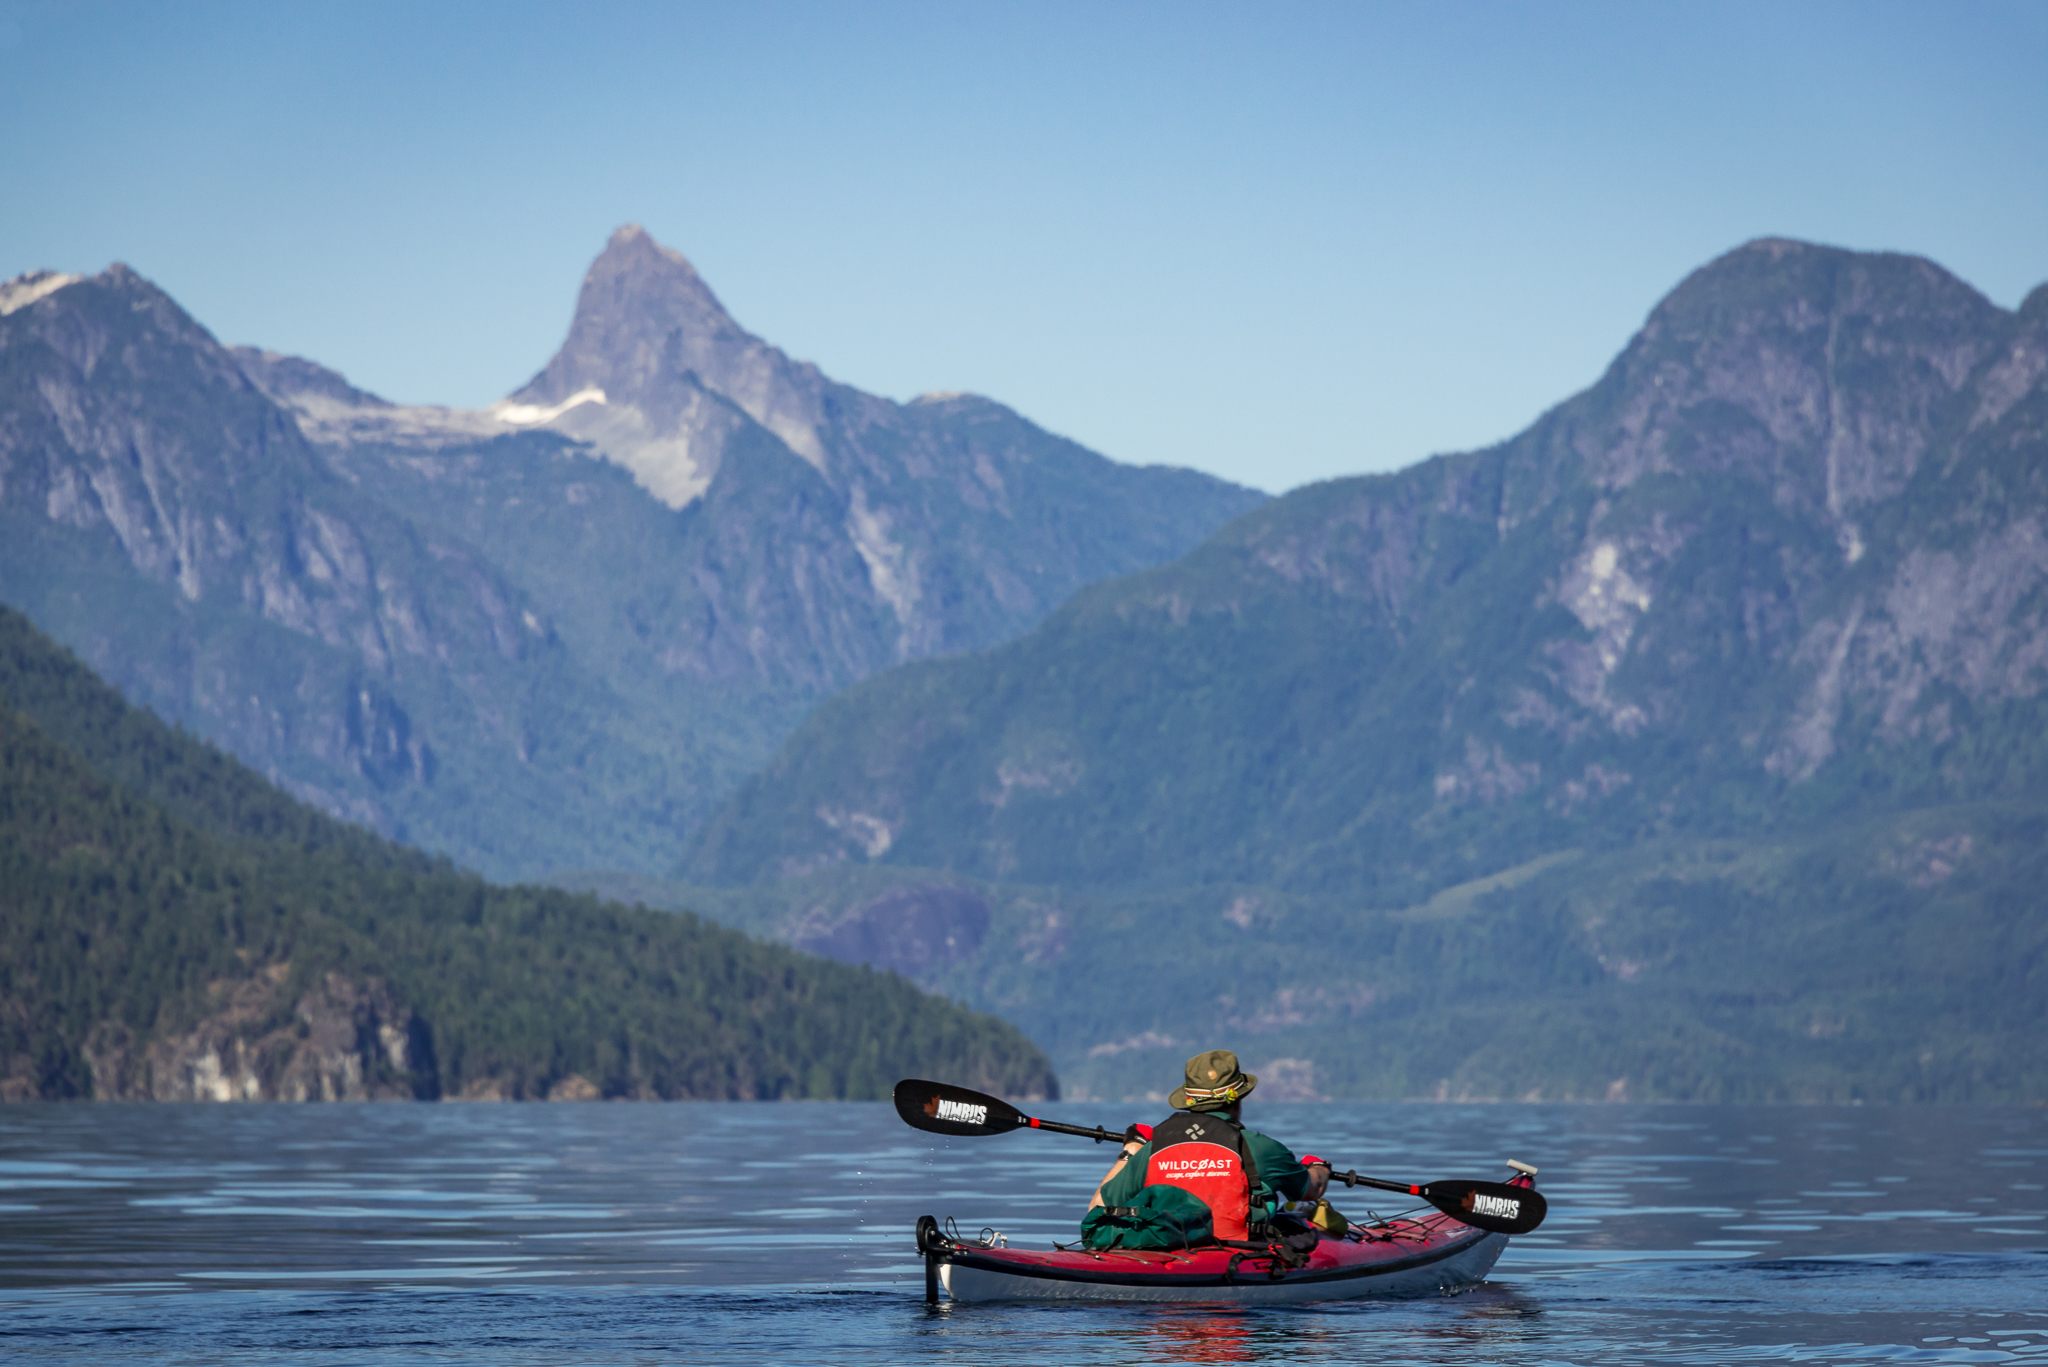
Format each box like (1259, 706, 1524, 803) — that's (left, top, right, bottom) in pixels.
(498, 225, 1266, 685)
(0, 603, 1056, 1101)
(0, 234, 1259, 879)
(674, 239, 2048, 1101)
(0, 262, 696, 876)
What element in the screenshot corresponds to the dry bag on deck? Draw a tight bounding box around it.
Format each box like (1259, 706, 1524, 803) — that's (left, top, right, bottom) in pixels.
(1080, 1183, 1215, 1250)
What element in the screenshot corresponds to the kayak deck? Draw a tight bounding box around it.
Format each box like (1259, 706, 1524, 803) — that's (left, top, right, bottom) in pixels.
(918, 1173, 1532, 1305)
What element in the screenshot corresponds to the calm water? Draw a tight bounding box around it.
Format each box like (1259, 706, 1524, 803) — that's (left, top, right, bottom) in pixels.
(1, 1103, 2043, 1365)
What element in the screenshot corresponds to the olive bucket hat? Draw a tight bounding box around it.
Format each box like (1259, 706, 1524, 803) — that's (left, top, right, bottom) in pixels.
(1169, 1049, 1258, 1111)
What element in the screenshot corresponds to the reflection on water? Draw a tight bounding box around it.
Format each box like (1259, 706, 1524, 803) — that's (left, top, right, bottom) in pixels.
(1130, 1309, 1262, 1364)
(0, 1103, 2042, 1364)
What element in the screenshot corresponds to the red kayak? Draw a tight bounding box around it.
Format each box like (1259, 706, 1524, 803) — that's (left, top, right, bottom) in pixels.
(916, 1170, 1534, 1305)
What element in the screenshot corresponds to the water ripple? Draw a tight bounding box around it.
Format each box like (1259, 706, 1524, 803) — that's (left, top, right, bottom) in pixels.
(0, 1102, 2041, 1364)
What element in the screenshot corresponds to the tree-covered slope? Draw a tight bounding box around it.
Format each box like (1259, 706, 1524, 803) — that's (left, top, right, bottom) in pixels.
(668, 240, 2048, 1101)
(690, 242, 2048, 897)
(0, 606, 1055, 1101)
(625, 793, 2048, 1101)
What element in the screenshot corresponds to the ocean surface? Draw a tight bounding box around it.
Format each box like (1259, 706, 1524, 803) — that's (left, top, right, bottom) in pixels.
(1, 1102, 2042, 1365)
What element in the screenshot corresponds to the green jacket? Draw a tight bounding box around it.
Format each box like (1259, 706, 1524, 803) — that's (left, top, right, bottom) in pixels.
(1097, 1124, 1315, 1219)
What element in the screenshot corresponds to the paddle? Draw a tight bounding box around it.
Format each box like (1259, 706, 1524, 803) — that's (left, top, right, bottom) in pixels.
(893, 1078, 1548, 1237)
(1320, 1169, 1547, 1237)
(894, 1076, 1128, 1143)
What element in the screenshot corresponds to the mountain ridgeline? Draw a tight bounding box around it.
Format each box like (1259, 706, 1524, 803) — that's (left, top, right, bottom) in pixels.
(0, 230, 1260, 879)
(676, 240, 2048, 1102)
(0, 604, 1056, 1101)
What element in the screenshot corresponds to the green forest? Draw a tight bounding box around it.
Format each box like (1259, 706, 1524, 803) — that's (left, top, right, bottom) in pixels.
(604, 798, 2048, 1106)
(0, 605, 1055, 1101)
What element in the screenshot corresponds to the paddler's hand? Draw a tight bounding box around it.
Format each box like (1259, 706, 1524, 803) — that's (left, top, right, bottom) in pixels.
(1091, 1126, 1152, 1209)
(1302, 1155, 1331, 1202)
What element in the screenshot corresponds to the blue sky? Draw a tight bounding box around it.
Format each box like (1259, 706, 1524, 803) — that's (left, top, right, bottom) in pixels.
(4, 0, 2044, 493)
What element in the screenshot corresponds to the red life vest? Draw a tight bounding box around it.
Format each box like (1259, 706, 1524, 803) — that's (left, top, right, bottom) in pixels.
(1143, 1110, 1254, 1241)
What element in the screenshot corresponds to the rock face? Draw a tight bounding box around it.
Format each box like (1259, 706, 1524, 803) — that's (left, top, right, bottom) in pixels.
(0, 237, 1259, 877)
(672, 239, 2048, 1102)
(789, 885, 992, 975)
(499, 225, 1266, 685)
(0, 265, 630, 872)
(80, 970, 437, 1102)
(510, 225, 833, 498)
(0, 271, 527, 745)
(690, 239, 2048, 897)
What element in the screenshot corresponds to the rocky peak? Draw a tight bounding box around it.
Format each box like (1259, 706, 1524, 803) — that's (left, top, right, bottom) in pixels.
(908, 390, 1006, 418)
(507, 225, 833, 470)
(509, 224, 738, 406)
(1, 262, 257, 402)
(593, 223, 734, 332)
(1638, 238, 1993, 348)
(2021, 281, 2048, 325)
(91, 262, 190, 324)
(1581, 237, 2007, 533)
(232, 346, 393, 411)
(0, 269, 81, 316)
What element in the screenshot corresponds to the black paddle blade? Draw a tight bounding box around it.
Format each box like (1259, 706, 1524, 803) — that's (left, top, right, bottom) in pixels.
(1418, 1179, 1548, 1236)
(893, 1079, 1025, 1137)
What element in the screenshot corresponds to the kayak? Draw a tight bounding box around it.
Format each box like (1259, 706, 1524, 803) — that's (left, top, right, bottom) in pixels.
(915, 1170, 1534, 1305)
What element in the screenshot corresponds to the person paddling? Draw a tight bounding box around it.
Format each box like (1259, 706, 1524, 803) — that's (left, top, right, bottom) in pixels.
(1085, 1049, 1330, 1248)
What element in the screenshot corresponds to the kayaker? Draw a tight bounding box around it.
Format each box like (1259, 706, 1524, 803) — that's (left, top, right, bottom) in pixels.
(1088, 1049, 1329, 1243)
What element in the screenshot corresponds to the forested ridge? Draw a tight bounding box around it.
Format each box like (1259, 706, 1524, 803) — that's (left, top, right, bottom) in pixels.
(667, 241, 2048, 1101)
(0, 605, 1056, 1101)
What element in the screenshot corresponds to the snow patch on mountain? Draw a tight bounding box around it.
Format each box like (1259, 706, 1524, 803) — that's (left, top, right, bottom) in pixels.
(493, 387, 607, 426)
(269, 390, 510, 447)
(0, 270, 80, 316)
(541, 397, 717, 509)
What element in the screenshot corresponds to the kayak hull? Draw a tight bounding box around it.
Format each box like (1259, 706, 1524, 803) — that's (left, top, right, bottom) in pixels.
(938, 1224, 1506, 1305)
(918, 1173, 1533, 1306)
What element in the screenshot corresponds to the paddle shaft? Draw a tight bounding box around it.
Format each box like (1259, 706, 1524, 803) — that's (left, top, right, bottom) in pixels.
(1013, 1114, 1129, 1144)
(1330, 1169, 1426, 1198)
